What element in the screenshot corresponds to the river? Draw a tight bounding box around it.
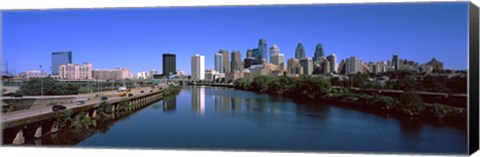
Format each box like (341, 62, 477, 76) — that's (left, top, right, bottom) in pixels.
(31, 85, 468, 154)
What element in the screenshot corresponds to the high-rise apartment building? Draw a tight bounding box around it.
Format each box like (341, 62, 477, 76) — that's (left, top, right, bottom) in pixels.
(51, 51, 72, 75)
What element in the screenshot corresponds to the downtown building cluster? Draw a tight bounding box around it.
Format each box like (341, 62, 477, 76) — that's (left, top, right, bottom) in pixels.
(187, 38, 447, 82)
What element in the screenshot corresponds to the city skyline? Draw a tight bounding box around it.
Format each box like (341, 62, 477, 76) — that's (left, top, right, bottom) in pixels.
(3, 2, 469, 75)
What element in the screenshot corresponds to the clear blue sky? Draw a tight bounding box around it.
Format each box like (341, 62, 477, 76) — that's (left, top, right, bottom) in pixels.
(2, 2, 469, 75)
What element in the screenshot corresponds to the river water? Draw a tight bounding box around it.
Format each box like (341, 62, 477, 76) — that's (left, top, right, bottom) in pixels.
(72, 85, 467, 154)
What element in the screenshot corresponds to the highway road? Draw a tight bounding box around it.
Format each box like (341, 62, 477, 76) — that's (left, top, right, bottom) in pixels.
(2, 86, 163, 123)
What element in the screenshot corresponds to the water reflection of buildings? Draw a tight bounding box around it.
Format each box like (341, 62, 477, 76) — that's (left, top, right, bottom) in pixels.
(214, 96, 242, 114)
(163, 97, 177, 112)
(191, 86, 205, 115)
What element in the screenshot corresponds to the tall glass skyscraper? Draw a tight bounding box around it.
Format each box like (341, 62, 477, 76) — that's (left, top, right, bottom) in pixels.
(162, 53, 176, 76)
(392, 54, 400, 70)
(214, 53, 224, 73)
(295, 43, 306, 59)
(258, 38, 267, 63)
(51, 51, 72, 75)
(313, 43, 325, 61)
(252, 38, 267, 65)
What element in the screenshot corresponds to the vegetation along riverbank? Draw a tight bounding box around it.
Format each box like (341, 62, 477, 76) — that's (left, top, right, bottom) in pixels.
(233, 75, 466, 128)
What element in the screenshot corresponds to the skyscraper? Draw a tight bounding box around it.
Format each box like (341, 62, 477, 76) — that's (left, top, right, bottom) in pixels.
(269, 44, 284, 71)
(295, 42, 306, 59)
(392, 54, 399, 70)
(51, 51, 72, 75)
(191, 54, 205, 80)
(326, 54, 337, 74)
(269, 44, 280, 63)
(231, 51, 243, 71)
(313, 43, 325, 62)
(162, 53, 176, 76)
(219, 50, 231, 73)
(214, 53, 224, 73)
(258, 38, 267, 63)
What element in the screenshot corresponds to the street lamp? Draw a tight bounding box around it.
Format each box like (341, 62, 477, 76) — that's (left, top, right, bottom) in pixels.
(39, 65, 44, 96)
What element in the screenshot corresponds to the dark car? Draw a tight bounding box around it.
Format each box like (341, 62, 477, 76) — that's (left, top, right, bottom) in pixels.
(12, 94, 23, 98)
(101, 96, 108, 101)
(149, 90, 153, 93)
(140, 90, 144, 93)
(128, 93, 134, 97)
(52, 105, 67, 112)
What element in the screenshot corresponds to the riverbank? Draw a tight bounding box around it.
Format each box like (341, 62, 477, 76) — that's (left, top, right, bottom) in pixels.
(233, 76, 466, 129)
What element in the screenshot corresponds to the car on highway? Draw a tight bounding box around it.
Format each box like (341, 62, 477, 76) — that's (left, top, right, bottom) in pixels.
(128, 93, 134, 97)
(140, 90, 144, 93)
(52, 105, 67, 112)
(150, 90, 153, 93)
(118, 93, 126, 97)
(12, 94, 23, 98)
(76, 100, 85, 105)
(101, 96, 108, 101)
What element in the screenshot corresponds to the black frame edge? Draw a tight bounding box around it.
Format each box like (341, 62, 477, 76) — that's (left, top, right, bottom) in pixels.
(469, 1, 479, 155)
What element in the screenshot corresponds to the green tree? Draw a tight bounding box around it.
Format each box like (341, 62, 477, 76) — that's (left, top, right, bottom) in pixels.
(399, 90, 425, 116)
(291, 76, 331, 100)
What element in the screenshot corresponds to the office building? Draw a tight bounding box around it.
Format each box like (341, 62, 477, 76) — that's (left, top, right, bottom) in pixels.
(258, 38, 267, 63)
(219, 50, 230, 73)
(214, 53, 224, 73)
(244, 57, 257, 69)
(269, 44, 280, 63)
(231, 51, 243, 71)
(313, 43, 325, 62)
(270, 54, 285, 72)
(162, 53, 176, 76)
(51, 51, 72, 75)
(392, 54, 400, 70)
(191, 54, 205, 80)
(327, 54, 337, 74)
(300, 57, 313, 75)
(295, 42, 306, 59)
